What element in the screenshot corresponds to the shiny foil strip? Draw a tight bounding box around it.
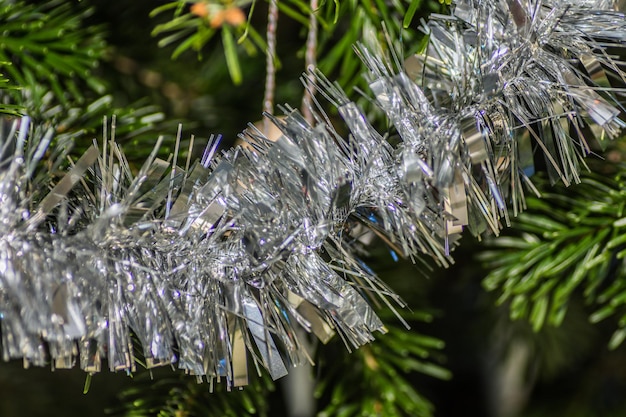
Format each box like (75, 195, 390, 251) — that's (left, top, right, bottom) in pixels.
(0, 0, 625, 385)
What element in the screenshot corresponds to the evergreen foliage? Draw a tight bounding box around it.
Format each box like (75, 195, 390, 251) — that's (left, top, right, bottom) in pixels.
(149, 0, 440, 87)
(0, 0, 107, 109)
(315, 310, 451, 417)
(111, 372, 275, 417)
(0, 0, 186, 162)
(0, 70, 22, 116)
(481, 169, 626, 350)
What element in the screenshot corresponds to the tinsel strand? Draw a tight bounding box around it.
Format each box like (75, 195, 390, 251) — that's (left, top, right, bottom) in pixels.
(0, 0, 624, 386)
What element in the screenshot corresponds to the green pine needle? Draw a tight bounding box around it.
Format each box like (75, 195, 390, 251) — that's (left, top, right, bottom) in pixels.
(480, 169, 626, 348)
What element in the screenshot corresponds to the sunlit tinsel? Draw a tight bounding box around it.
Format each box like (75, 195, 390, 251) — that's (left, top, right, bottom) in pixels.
(0, 0, 625, 385)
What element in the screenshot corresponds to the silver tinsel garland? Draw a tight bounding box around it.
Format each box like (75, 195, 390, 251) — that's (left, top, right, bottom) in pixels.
(0, 0, 625, 385)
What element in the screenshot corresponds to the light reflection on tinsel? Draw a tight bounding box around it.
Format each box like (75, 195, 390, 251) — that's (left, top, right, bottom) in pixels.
(0, 0, 624, 385)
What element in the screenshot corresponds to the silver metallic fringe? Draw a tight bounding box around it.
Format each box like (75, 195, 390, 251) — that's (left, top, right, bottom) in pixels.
(0, 0, 625, 384)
